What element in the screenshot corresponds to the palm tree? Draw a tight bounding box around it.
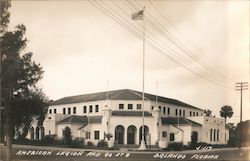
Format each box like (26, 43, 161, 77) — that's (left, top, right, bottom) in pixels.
(204, 109, 212, 116)
(220, 105, 234, 124)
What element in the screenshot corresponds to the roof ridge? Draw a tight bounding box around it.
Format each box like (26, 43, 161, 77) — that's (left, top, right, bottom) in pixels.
(128, 89, 151, 101)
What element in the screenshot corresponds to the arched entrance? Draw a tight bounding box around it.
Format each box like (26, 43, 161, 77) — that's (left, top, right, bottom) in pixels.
(191, 131, 198, 144)
(127, 125, 137, 144)
(139, 125, 149, 144)
(115, 125, 125, 144)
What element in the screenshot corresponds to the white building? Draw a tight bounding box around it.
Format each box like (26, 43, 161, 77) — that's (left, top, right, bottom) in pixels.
(30, 89, 229, 146)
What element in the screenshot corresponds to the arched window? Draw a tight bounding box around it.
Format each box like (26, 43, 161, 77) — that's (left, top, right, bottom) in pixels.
(35, 127, 39, 140)
(213, 129, 216, 141)
(30, 127, 34, 140)
(217, 129, 219, 141)
(210, 129, 213, 141)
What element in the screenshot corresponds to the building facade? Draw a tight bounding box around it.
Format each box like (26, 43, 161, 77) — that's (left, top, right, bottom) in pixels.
(30, 89, 229, 146)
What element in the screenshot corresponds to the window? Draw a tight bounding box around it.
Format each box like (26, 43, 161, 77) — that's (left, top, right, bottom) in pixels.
(83, 106, 87, 113)
(175, 109, 178, 116)
(63, 108, 66, 114)
(179, 109, 182, 116)
(94, 131, 100, 140)
(86, 132, 90, 139)
(170, 133, 175, 141)
(183, 110, 185, 116)
(167, 108, 170, 115)
(73, 107, 76, 114)
(49, 109, 52, 114)
(193, 112, 195, 116)
(151, 106, 154, 110)
(196, 112, 199, 116)
(68, 108, 71, 114)
(210, 129, 213, 141)
(128, 104, 133, 110)
(162, 131, 167, 138)
(95, 105, 99, 112)
(137, 104, 142, 110)
(54, 109, 56, 114)
(190, 111, 192, 116)
(213, 129, 216, 141)
(217, 129, 219, 141)
(159, 106, 161, 111)
(89, 106, 93, 113)
(119, 104, 124, 110)
(163, 107, 166, 114)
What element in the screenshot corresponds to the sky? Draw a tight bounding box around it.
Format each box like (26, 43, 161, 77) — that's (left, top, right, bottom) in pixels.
(9, 0, 249, 124)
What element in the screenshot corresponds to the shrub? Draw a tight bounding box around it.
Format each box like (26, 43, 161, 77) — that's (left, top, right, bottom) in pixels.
(69, 138, 85, 148)
(86, 141, 94, 147)
(97, 140, 108, 149)
(164, 142, 183, 151)
(41, 135, 56, 145)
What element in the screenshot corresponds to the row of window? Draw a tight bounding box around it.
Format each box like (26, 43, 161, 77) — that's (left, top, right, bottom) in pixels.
(49, 104, 201, 116)
(210, 129, 223, 142)
(118, 104, 142, 110)
(49, 105, 100, 115)
(150, 106, 201, 117)
(62, 107, 77, 114)
(83, 105, 99, 113)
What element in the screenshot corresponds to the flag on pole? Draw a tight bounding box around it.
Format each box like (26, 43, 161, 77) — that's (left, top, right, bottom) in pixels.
(131, 9, 144, 20)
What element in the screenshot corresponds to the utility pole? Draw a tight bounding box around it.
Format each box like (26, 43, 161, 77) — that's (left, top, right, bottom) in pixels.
(235, 82, 248, 122)
(235, 82, 248, 149)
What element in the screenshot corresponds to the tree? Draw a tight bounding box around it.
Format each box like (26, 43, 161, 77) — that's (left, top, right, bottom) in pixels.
(63, 127, 72, 145)
(204, 109, 212, 116)
(0, 17, 48, 161)
(220, 105, 234, 124)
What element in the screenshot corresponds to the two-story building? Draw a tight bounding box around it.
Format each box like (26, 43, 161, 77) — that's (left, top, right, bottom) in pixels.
(28, 89, 229, 146)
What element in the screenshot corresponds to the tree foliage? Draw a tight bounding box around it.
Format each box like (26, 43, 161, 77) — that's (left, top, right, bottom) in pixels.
(1, 24, 48, 136)
(204, 109, 212, 116)
(0, 0, 11, 32)
(63, 127, 72, 145)
(220, 105, 233, 124)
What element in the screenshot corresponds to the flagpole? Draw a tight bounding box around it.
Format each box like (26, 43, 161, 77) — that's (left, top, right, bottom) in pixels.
(139, 7, 146, 151)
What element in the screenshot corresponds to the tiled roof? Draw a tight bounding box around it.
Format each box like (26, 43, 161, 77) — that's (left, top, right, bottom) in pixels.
(57, 115, 102, 124)
(161, 117, 202, 126)
(112, 110, 152, 117)
(88, 116, 102, 123)
(50, 89, 201, 110)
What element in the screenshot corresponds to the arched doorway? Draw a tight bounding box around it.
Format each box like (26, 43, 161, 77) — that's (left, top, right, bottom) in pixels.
(115, 125, 125, 144)
(127, 125, 137, 144)
(139, 125, 149, 144)
(191, 131, 198, 144)
(30, 127, 34, 140)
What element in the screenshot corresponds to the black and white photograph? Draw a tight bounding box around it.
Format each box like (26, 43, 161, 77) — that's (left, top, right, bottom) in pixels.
(0, 0, 249, 161)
